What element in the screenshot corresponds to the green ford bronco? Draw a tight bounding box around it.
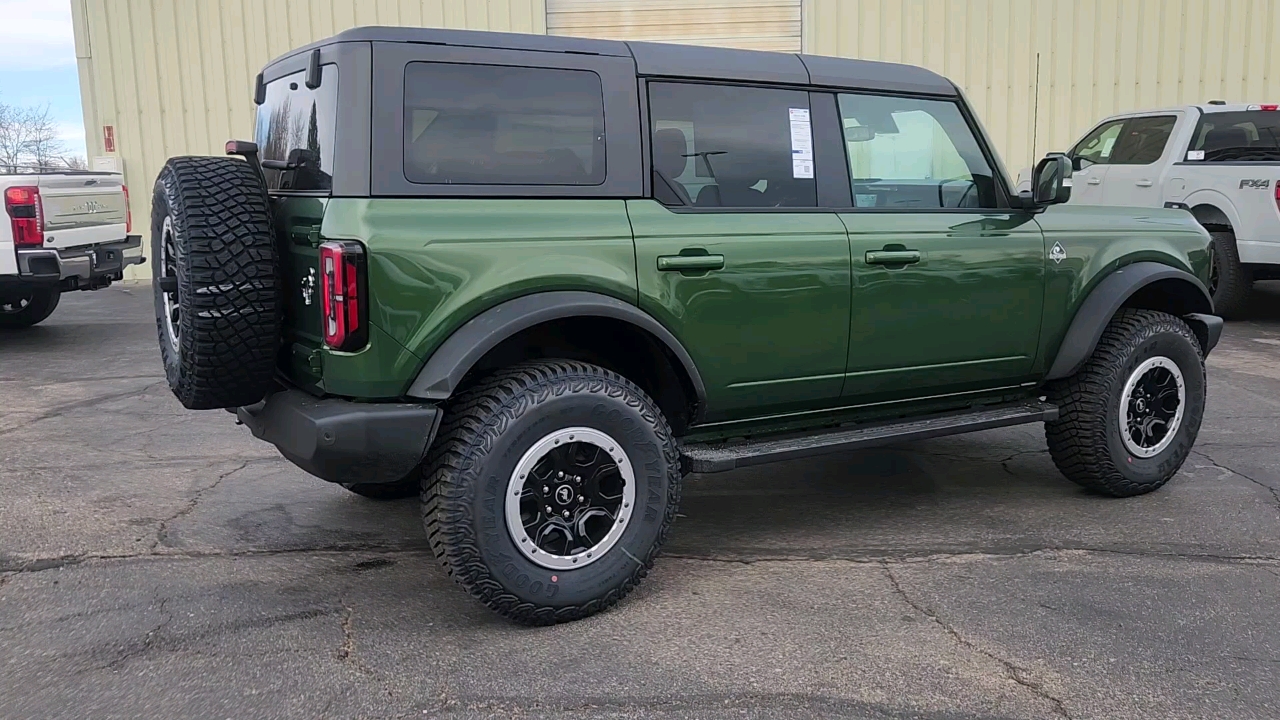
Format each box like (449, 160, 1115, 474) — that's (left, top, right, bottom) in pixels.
(151, 28, 1221, 624)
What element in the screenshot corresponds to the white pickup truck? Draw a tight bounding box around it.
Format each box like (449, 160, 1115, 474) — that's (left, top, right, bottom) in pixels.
(1035, 103, 1280, 317)
(1, 169, 142, 328)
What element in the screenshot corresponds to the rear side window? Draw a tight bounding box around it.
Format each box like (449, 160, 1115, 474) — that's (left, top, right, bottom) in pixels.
(1109, 115, 1177, 165)
(837, 93, 998, 209)
(1190, 111, 1280, 161)
(403, 63, 605, 185)
(647, 82, 816, 208)
(254, 66, 339, 192)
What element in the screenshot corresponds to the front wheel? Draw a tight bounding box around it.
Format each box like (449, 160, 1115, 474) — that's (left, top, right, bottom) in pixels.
(1045, 309, 1206, 497)
(422, 360, 681, 625)
(0, 286, 60, 329)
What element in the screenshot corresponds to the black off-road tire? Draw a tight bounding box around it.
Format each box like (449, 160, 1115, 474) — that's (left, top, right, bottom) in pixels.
(1208, 230, 1253, 319)
(422, 360, 682, 625)
(341, 476, 420, 501)
(1045, 309, 1206, 497)
(152, 156, 280, 410)
(0, 286, 60, 328)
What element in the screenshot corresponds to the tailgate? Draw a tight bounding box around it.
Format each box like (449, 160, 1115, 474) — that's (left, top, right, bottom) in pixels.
(273, 196, 327, 387)
(38, 174, 128, 249)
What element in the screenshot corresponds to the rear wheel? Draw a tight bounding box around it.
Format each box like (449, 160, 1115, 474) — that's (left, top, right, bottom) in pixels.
(151, 156, 280, 409)
(1045, 309, 1205, 497)
(1208, 230, 1252, 318)
(0, 286, 60, 329)
(422, 360, 681, 625)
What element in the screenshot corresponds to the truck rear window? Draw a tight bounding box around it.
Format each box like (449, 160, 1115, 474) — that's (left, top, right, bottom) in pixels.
(402, 63, 605, 186)
(1190, 111, 1280, 162)
(254, 66, 339, 192)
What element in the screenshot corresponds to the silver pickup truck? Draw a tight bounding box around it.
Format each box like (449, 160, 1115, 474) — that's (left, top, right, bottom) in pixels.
(1, 169, 142, 328)
(1028, 103, 1280, 317)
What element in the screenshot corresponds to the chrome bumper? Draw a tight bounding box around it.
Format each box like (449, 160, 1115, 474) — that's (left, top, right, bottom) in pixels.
(16, 236, 143, 284)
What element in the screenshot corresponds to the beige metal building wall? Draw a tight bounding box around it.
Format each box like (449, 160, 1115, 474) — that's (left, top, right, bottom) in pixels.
(548, 0, 802, 52)
(70, 0, 546, 278)
(805, 0, 1280, 177)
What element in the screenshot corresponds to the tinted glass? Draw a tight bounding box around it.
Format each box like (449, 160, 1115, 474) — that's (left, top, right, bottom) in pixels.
(403, 63, 605, 186)
(254, 66, 339, 192)
(837, 93, 998, 209)
(1109, 115, 1176, 165)
(647, 82, 817, 208)
(1190, 111, 1280, 161)
(1072, 120, 1125, 167)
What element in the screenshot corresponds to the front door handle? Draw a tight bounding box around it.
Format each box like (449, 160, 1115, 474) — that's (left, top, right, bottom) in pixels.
(1136, 179, 1154, 187)
(657, 254, 725, 272)
(865, 249, 922, 266)
(1088, 177, 1102, 185)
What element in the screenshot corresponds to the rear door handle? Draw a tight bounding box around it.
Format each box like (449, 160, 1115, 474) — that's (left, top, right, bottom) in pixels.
(1136, 179, 1154, 187)
(657, 254, 725, 272)
(865, 249, 922, 266)
(1087, 177, 1102, 185)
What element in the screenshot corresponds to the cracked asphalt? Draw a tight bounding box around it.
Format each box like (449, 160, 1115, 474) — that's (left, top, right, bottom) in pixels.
(2, 283, 1279, 720)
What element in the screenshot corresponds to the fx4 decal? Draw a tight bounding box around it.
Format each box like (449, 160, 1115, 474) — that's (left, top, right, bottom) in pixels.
(1239, 179, 1271, 190)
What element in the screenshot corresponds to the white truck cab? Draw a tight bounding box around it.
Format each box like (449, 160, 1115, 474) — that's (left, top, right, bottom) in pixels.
(1048, 103, 1280, 316)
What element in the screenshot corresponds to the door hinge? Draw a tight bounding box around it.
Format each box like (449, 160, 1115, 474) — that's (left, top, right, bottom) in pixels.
(307, 349, 323, 375)
(308, 227, 322, 248)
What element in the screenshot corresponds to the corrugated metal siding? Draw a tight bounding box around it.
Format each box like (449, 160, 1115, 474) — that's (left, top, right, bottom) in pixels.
(548, 0, 802, 52)
(70, 0, 547, 278)
(805, 0, 1280, 178)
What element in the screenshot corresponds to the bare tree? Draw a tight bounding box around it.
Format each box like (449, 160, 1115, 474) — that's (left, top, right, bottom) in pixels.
(60, 155, 88, 170)
(23, 105, 67, 170)
(0, 101, 70, 172)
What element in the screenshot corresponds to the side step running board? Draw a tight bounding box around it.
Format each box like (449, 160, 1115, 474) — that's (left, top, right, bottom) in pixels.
(681, 401, 1059, 474)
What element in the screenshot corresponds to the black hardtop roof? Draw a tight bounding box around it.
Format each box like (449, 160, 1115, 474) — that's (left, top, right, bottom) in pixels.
(268, 26, 958, 96)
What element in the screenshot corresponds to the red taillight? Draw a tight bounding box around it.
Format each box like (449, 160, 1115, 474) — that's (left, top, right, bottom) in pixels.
(4, 185, 43, 247)
(1274, 181, 1280, 214)
(318, 241, 368, 352)
(122, 184, 132, 233)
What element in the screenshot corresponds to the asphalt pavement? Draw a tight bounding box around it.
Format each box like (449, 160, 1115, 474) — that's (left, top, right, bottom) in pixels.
(1, 283, 1278, 720)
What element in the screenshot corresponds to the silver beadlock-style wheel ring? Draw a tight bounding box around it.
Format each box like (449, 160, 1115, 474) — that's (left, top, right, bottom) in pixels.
(505, 427, 635, 570)
(1118, 356, 1186, 458)
(160, 215, 181, 354)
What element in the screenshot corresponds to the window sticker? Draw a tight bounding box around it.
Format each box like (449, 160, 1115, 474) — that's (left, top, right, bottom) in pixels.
(1186, 150, 1205, 161)
(1100, 136, 1117, 158)
(789, 107, 814, 178)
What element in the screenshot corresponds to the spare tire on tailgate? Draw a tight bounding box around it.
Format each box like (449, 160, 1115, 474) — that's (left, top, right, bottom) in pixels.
(152, 156, 280, 410)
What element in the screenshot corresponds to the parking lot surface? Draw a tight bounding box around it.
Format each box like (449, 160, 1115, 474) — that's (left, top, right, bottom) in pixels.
(2, 284, 1279, 720)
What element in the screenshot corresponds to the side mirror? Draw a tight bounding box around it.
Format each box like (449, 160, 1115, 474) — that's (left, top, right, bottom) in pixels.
(1071, 155, 1086, 172)
(1032, 153, 1073, 206)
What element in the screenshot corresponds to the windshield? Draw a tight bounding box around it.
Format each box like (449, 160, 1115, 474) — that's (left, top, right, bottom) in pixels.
(1190, 111, 1280, 161)
(254, 66, 338, 191)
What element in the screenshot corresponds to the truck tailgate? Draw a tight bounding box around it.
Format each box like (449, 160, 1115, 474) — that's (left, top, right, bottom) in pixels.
(38, 174, 128, 250)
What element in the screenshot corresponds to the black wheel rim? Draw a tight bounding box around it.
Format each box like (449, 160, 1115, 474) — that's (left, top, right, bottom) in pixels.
(1119, 356, 1186, 458)
(506, 428, 635, 570)
(1208, 240, 1221, 296)
(0, 292, 33, 314)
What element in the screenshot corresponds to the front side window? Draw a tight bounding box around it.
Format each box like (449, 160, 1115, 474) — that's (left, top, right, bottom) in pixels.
(647, 82, 817, 208)
(1109, 115, 1177, 165)
(254, 66, 339, 192)
(837, 93, 998, 209)
(1072, 120, 1125, 168)
(1190, 111, 1280, 162)
(403, 63, 605, 186)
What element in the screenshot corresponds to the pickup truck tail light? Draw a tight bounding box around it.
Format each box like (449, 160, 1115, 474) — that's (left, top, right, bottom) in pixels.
(1274, 181, 1280, 214)
(122, 184, 132, 233)
(318, 241, 368, 352)
(4, 185, 43, 247)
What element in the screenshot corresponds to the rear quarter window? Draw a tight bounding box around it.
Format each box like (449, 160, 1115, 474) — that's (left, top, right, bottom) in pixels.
(254, 66, 339, 192)
(1191, 111, 1280, 162)
(403, 63, 606, 186)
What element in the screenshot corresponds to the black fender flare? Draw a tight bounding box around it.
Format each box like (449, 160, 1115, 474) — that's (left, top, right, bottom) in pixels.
(1045, 262, 1215, 380)
(405, 290, 707, 414)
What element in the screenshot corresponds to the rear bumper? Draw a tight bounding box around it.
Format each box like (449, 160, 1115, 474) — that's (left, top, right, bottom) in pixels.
(15, 235, 143, 289)
(236, 389, 441, 485)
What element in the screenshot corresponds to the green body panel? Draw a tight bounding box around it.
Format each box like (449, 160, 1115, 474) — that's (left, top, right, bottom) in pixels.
(627, 200, 851, 421)
(317, 198, 637, 397)
(840, 211, 1046, 402)
(1032, 205, 1212, 375)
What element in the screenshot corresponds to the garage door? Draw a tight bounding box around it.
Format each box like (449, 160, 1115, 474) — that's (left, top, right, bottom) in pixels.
(546, 0, 802, 52)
